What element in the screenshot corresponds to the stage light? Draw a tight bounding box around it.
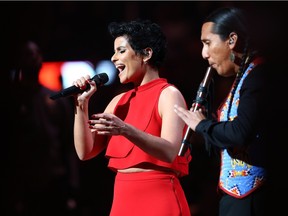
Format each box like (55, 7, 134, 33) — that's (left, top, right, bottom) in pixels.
(39, 60, 116, 91)
(61, 61, 95, 89)
(95, 60, 117, 85)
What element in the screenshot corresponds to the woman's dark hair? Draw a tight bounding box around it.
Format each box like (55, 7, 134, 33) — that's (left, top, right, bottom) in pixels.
(108, 19, 167, 69)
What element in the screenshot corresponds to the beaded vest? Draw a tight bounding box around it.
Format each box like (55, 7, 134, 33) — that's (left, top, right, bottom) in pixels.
(218, 59, 266, 198)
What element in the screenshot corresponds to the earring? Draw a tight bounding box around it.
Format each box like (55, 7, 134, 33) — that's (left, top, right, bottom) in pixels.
(230, 52, 235, 63)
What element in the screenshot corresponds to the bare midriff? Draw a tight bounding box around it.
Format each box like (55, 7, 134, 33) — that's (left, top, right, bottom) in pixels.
(117, 164, 179, 176)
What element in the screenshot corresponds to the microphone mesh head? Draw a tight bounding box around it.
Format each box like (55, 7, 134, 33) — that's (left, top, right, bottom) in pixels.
(95, 73, 109, 86)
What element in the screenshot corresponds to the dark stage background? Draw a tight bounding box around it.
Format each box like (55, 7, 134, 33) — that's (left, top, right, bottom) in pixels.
(1, 1, 287, 216)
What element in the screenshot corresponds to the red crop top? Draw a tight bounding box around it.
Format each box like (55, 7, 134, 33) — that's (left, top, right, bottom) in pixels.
(105, 78, 191, 177)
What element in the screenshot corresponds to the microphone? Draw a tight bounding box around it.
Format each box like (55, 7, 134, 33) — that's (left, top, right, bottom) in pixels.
(178, 66, 214, 156)
(49, 73, 109, 100)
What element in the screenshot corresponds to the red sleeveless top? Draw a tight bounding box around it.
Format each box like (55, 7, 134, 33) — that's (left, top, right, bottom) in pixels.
(105, 78, 191, 177)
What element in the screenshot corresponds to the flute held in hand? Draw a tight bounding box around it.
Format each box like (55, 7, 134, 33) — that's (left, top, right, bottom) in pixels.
(178, 66, 214, 156)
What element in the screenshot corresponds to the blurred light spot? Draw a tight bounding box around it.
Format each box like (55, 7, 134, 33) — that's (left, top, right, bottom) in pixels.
(95, 60, 117, 85)
(61, 61, 95, 89)
(39, 62, 63, 91)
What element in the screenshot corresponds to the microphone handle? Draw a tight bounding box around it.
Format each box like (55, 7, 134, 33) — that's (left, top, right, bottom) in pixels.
(178, 66, 214, 156)
(54, 84, 85, 98)
(49, 73, 108, 100)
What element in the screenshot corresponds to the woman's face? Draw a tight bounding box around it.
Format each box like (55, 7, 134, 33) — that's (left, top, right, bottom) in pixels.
(111, 36, 144, 84)
(201, 22, 235, 77)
